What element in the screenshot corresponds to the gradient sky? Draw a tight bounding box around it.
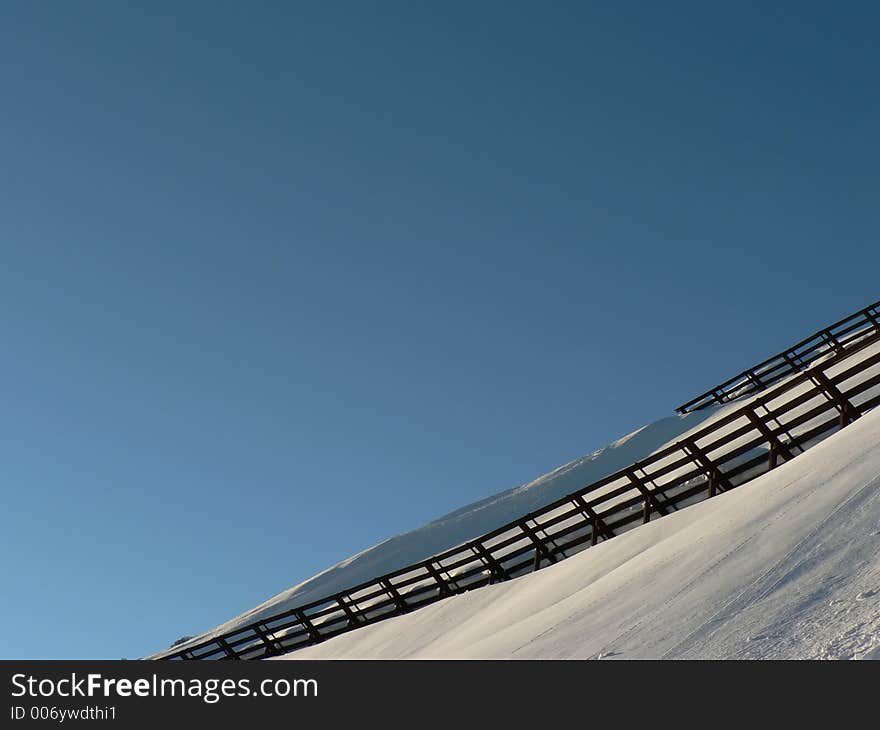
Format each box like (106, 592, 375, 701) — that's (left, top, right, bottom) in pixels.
(1, 1, 878, 659)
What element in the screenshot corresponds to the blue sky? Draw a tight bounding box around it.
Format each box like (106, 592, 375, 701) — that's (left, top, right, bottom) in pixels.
(1, 1, 878, 659)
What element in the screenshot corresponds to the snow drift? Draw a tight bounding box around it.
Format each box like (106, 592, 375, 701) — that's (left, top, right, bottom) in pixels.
(280, 403, 880, 660)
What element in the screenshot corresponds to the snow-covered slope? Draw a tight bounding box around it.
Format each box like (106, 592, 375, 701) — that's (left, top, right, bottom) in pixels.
(159, 333, 880, 657)
(280, 403, 880, 660)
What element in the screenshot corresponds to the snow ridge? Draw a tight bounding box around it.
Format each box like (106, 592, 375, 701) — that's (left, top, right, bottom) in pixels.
(283, 407, 880, 660)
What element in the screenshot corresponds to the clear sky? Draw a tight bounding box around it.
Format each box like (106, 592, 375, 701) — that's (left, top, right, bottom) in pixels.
(1, 1, 878, 659)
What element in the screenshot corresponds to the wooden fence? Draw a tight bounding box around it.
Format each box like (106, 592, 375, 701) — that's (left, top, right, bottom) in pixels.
(676, 299, 880, 413)
(156, 303, 880, 660)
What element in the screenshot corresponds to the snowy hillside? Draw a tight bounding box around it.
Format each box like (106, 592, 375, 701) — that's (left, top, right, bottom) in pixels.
(281, 404, 880, 660)
(157, 330, 880, 658)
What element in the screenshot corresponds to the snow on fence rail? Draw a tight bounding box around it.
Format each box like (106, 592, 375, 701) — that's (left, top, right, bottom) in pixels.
(156, 315, 880, 661)
(675, 299, 880, 414)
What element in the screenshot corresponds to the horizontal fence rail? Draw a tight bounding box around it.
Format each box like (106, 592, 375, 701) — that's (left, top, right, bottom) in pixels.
(675, 299, 880, 413)
(155, 311, 880, 661)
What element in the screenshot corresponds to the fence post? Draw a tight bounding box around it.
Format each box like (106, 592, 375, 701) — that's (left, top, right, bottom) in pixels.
(336, 594, 362, 628)
(252, 624, 282, 656)
(471, 541, 509, 583)
(782, 350, 800, 374)
(381, 579, 410, 614)
(768, 442, 778, 470)
(682, 438, 733, 495)
(216, 637, 238, 660)
(295, 609, 323, 644)
(745, 407, 793, 467)
(425, 562, 453, 597)
(810, 368, 861, 428)
(518, 521, 558, 567)
(626, 468, 669, 519)
(747, 370, 765, 392)
(823, 329, 844, 353)
(573, 495, 615, 542)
